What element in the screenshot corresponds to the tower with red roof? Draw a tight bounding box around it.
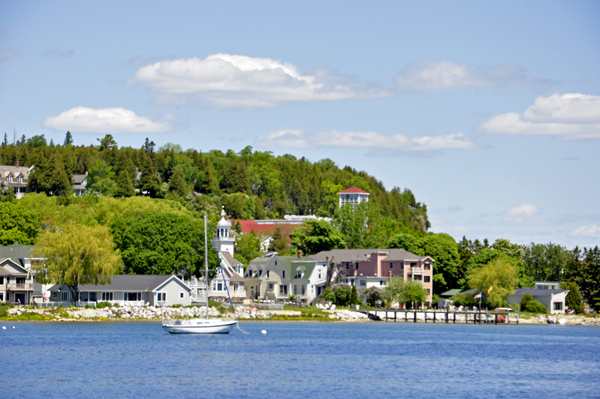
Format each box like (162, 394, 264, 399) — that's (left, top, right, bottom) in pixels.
(338, 186, 370, 208)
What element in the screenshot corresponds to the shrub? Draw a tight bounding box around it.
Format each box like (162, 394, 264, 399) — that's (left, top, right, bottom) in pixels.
(333, 285, 352, 306)
(96, 302, 112, 309)
(521, 293, 534, 311)
(526, 299, 547, 314)
(562, 282, 584, 314)
(451, 293, 479, 308)
(0, 304, 8, 317)
(363, 287, 384, 307)
(172, 304, 182, 308)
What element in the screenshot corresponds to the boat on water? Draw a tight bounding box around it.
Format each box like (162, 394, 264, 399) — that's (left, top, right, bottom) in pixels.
(162, 213, 238, 335)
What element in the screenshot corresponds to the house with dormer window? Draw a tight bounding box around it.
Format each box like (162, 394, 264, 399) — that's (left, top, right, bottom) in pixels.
(0, 163, 34, 198)
(244, 252, 328, 302)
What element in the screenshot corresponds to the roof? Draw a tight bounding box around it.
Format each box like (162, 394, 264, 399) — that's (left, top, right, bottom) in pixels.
(535, 281, 562, 285)
(311, 248, 430, 263)
(0, 165, 33, 180)
(512, 288, 569, 297)
(221, 251, 244, 268)
(0, 244, 34, 266)
(339, 186, 370, 194)
(440, 289, 462, 297)
(48, 275, 186, 292)
(275, 256, 317, 280)
(232, 220, 297, 243)
(72, 174, 87, 185)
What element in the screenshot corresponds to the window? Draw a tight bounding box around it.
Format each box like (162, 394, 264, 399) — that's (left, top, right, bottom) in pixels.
(294, 285, 297, 295)
(424, 276, 430, 283)
(213, 282, 216, 290)
(180, 292, 184, 299)
(62, 292, 68, 301)
(360, 280, 366, 287)
(157, 292, 167, 301)
(275, 261, 277, 265)
(233, 283, 238, 291)
(296, 271, 302, 278)
(380, 280, 384, 286)
(268, 283, 274, 290)
(102, 292, 113, 301)
(301, 285, 305, 295)
(554, 302, 563, 311)
(217, 283, 223, 291)
(318, 272, 321, 279)
(345, 263, 349, 270)
(0, 277, 3, 284)
(279, 285, 287, 295)
(355, 262, 359, 270)
(390, 263, 393, 269)
(426, 289, 430, 295)
(267, 270, 270, 278)
(259, 270, 262, 277)
(424, 263, 431, 271)
(282, 270, 285, 278)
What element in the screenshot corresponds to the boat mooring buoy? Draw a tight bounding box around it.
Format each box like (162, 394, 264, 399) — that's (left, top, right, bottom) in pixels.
(261, 330, 267, 335)
(12, 326, 15, 329)
(1, 326, 5, 330)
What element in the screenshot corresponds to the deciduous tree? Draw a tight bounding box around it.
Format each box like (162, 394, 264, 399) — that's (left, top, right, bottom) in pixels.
(290, 219, 346, 255)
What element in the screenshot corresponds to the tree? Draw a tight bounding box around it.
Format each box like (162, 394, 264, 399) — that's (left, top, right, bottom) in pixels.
(64, 131, 73, 146)
(116, 170, 135, 198)
(98, 134, 117, 152)
(290, 219, 346, 255)
(167, 167, 188, 197)
(33, 223, 122, 305)
(333, 201, 382, 249)
(268, 226, 288, 255)
(387, 233, 420, 254)
(523, 242, 567, 282)
(468, 258, 518, 308)
(333, 285, 352, 306)
(140, 155, 160, 197)
(561, 281, 583, 314)
(87, 159, 117, 196)
(465, 248, 531, 289)
(27, 152, 72, 196)
(0, 202, 39, 245)
(235, 231, 262, 266)
(25, 135, 47, 148)
(220, 159, 250, 193)
(383, 277, 406, 308)
(110, 212, 218, 277)
(350, 285, 360, 305)
(363, 286, 384, 307)
(405, 280, 428, 308)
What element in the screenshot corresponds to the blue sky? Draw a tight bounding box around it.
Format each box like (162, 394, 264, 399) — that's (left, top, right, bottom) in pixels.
(1, 1, 599, 248)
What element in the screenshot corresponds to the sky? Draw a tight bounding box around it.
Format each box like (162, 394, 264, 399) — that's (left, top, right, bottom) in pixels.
(1, 1, 599, 249)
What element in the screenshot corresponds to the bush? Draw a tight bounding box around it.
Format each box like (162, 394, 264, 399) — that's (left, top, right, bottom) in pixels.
(451, 293, 479, 308)
(525, 299, 547, 314)
(562, 282, 584, 314)
(521, 293, 534, 311)
(96, 302, 112, 309)
(363, 287, 384, 307)
(333, 285, 352, 306)
(0, 304, 8, 317)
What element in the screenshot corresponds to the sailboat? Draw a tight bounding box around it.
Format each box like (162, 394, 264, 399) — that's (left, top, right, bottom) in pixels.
(162, 214, 238, 334)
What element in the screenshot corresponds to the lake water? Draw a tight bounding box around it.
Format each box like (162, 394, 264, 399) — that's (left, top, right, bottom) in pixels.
(1, 321, 599, 399)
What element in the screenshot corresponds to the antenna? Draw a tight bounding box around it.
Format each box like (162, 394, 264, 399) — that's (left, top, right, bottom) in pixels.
(13, 129, 16, 145)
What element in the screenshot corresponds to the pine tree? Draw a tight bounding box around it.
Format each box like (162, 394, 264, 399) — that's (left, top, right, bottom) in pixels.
(168, 168, 188, 197)
(140, 155, 160, 197)
(64, 131, 73, 146)
(268, 227, 288, 255)
(116, 170, 135, 198)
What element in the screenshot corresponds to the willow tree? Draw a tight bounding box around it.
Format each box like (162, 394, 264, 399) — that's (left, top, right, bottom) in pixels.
(468, 258, 518, 308)
(34, 223, 122, 304)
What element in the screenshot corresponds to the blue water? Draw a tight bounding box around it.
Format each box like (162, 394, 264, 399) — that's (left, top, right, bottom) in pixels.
(1, 322, 599, 399)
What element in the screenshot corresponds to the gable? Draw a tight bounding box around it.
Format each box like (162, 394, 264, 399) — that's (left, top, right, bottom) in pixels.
(153, 276, 192, 292)
(0, 258, 28, 274)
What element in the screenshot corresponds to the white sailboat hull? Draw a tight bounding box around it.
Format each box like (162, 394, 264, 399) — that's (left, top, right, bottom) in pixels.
(162, 319, 237, 334)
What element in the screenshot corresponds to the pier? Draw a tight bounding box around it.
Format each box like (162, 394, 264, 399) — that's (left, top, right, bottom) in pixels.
(357, 309, 519, 324)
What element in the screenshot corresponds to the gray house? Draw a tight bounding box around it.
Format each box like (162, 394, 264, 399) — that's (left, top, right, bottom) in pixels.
(507, 288, 570, 314)
(48, 275, 193, 307)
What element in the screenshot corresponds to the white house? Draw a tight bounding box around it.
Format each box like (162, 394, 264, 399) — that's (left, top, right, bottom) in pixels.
(338, 186, 370, 208)
(47, 275, 193, 307)
(0, 244, 51, 304)
(507, 288, 570, 314)
(0, 163, 34, 199)
(72, 172, 87, 196)
(535, 281, 561, 290)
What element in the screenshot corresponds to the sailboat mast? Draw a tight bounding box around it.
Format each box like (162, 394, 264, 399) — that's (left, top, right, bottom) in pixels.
(204, 214, 209, 320)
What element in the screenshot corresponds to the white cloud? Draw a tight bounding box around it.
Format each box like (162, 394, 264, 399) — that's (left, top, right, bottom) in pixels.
(395, 60, 548, 92)
(256, 129, 475, 151)
(480, 93, 600, 140)
(128, 54, 391, 108)
(44, 107, 172, 134)
(507, 204, 540, 217)
(571, 224, 600, 237)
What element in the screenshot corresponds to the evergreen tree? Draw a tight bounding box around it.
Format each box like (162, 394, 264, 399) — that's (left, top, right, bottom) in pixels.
(221, 159, 250, 193)
(268, 226, 288, 255)
(168, 168, 188, 197)
(116, 170, 135, 198)
(64, 131, 73, 146)
(2, 133, 8, 146)
(140, 155, 160, 197)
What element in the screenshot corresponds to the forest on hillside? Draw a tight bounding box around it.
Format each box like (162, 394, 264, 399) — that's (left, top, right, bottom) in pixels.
(0, 132, 429, 231)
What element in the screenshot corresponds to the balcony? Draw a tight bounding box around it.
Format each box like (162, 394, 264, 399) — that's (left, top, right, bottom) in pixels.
(8, 283, 34, 291)
(409, 267, 423, 275)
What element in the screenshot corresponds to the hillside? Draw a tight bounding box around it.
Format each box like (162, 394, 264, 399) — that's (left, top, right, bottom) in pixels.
(0, 133, 429, 231)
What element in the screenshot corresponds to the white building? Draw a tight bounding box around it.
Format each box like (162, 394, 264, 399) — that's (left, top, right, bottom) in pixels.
(507, 288, 570, 314)
(338, 186, 370, 208)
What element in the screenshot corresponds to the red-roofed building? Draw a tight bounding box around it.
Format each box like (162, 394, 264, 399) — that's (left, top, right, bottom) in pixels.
(338, 186, 370, 208)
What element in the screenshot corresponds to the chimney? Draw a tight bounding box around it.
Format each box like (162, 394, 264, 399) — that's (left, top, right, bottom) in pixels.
(297, 250, 303, 258)
(15, 160, 18, 167)
(85, 171, 88, 175)
(136, 167, 139, 173)
(354, 270, 357, 277)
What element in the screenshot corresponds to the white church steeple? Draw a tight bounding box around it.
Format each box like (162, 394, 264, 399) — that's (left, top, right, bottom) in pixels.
(212, 206, 235, 256)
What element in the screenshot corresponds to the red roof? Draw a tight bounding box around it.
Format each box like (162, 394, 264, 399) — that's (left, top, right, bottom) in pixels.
(339, 186, 370, 194)
(231, 220, 298, 243)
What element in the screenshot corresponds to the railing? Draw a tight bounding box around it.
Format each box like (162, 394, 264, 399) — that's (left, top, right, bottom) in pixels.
(409, 267, 423, 274)
(8, 283, 34, 290)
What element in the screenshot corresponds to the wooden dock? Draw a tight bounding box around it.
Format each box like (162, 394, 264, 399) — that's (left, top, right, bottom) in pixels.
(357, 309, 519, 325)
